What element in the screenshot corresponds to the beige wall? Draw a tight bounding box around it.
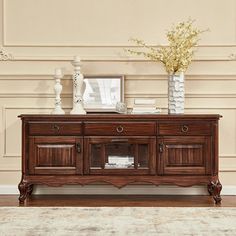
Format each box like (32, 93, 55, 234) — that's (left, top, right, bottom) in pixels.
(0, 0, 236, 192)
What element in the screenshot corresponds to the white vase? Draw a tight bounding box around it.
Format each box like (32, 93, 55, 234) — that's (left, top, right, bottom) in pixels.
(168, 72, 185, 114)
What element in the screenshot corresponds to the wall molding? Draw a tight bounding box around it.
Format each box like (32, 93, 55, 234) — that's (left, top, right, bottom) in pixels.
(221, 155, 236, 158)
(220, 169, 236, 172)
(0, 184, 235, 195)
(126, 94, 236, 99)
(1, 70, 236, 77)
(1, 93, 236, 99)
(0, 93, 73, 98)
(1, 75, 236, 80)
(4, 54, 236, 62)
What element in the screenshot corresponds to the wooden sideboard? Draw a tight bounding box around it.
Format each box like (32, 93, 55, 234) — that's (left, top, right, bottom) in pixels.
(18, 114, 222, 204)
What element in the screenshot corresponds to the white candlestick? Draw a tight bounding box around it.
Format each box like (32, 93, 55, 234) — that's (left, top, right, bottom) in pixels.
(51, 68, 65, 115)
(70, 56, 86, 114)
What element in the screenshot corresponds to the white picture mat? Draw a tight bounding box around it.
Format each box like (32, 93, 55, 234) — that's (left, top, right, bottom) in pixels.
(83, 76, 124, 111)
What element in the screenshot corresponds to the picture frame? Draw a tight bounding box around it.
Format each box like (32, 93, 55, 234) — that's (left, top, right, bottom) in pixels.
(83, 75, 124, 112)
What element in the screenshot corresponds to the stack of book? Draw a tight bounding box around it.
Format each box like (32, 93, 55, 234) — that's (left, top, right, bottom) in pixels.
(105, 156, 134, 169)
(131, 99, 161, 114)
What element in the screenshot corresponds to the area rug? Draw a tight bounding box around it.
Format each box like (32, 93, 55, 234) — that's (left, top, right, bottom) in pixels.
(0, 207, 236, 236)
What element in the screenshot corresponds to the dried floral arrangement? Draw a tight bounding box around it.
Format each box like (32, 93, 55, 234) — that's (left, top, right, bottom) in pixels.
(127, 19, 206, 75)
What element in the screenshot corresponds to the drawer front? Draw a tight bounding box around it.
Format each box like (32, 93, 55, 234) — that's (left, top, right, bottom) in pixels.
(29, 122, 82, 136)
(84, 122, 156, 136)
(158, 122, 212, 135)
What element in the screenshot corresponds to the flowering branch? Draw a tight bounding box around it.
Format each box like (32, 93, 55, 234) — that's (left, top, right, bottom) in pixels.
(126, 19, 207, 75)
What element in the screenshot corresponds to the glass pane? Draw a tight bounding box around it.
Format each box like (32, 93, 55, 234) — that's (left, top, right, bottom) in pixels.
(138, 144, 148, 168)
(105, 143, 135, 169)
(91, 144, 102, 168)
(90, 141, 150, 170)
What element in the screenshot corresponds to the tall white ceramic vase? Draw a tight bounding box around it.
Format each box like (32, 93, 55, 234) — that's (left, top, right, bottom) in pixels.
(51, 68, 65, 115)
(70, 56, 86, 114)
(168, 72, 185, 114)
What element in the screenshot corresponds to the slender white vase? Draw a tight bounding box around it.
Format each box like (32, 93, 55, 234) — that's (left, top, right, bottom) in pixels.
(168, 72, 185, 114)
(70, 56, 86, 114)
(51, 68, 65, 115)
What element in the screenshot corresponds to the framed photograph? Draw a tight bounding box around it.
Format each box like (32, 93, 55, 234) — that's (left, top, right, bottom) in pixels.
(83, 75, 124, 112)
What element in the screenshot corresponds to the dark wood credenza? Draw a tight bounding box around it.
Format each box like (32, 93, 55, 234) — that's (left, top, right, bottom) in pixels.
(18, 114, 222, 204)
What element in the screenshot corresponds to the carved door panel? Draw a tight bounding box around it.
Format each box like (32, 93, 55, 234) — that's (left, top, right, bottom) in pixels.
(158, 136, 211, 175)
(84, 137, 156, 175)
(29, 137, 83, 175)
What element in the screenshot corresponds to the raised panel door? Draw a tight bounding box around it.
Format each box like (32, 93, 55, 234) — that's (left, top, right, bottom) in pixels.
(29, 137, 83, 175)
(158, 136, 211, 175)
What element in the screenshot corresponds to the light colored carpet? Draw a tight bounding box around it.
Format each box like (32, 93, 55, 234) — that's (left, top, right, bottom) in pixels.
(0, 207, 236, 236)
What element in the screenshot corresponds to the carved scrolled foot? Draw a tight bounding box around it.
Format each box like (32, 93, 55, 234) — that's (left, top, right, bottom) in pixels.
(207, 182, 214, 196)
(18, 179, 30, 204)
(27, 184, 34, 196)
(208, 180, 222, 204)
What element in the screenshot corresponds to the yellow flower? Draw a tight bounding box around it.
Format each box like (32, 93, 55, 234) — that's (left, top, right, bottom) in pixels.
(126, 19, 207, 75)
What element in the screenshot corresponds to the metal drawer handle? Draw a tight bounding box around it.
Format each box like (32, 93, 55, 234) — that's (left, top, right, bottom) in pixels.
(116, 125, 124, 133)
(181, 125, 189, 133)
(52, 124, 60, 131)
(159, 143, 164, 153)
(77, 143, 81, 153)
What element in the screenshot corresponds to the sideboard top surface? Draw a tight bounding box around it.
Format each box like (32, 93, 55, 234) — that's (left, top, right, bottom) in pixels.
(19, 114, 222, 121)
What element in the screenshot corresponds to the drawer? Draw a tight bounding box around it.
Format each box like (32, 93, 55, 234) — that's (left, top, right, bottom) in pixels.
(158, 122, 212, 135)
(84, 122, 156, 136)
(29, 122, 82, 136)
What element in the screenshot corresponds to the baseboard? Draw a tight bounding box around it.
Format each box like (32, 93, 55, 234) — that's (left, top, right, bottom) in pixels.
(0, 185, 236, 195)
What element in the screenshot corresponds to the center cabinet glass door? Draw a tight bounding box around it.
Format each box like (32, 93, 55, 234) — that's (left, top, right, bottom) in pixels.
(84, 137, 156, 175)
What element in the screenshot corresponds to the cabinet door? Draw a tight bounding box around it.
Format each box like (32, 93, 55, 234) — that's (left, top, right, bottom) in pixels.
(29, 137, 83, 175)
(158, 136, 211, 175)
(84, 137, 156, 175)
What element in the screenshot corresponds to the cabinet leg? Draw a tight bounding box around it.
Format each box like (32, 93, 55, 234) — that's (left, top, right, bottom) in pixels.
(207, 182, 214, 196)
(27, 184, 34, 196)
(208, 180, 222, 204)
(18, 179, 31, 204)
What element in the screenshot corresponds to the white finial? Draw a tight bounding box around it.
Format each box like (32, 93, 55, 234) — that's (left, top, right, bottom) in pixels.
(55, 68, 63, 77)
(73, 55, 80, 62)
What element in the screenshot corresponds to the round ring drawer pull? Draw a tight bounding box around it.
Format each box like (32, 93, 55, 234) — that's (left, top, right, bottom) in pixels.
(52, 124, 60, 131)
(181, 125, 189, 133)
(116, 126, 124, 133)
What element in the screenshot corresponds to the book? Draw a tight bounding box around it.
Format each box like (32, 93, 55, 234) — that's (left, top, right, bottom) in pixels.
(132, 98, 161, 114)
(131, 107, 161, 114)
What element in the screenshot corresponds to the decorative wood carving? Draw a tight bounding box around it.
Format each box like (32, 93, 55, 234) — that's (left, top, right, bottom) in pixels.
(18, 179, 30, 204)
(0, 47, 13, 61)
(207, 180, 222, 204)
(27, 184, 34, 196)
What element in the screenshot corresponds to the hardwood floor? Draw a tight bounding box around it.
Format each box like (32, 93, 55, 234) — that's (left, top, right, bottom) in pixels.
(0, 195, 235, 207)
